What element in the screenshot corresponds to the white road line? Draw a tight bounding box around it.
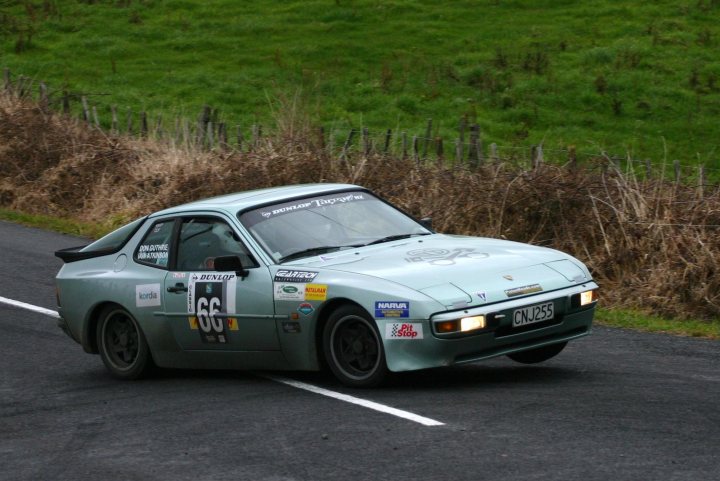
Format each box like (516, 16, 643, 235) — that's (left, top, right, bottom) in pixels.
(0, 296, 60, 318)
(2, 295, 445, 427)
(263, 375, 445, 427)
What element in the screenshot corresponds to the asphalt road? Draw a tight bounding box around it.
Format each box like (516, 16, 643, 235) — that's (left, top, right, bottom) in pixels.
(1, 220, 719, 481)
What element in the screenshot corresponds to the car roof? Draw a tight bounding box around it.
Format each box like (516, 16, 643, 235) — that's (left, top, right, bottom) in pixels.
(150, 183, 364, 218)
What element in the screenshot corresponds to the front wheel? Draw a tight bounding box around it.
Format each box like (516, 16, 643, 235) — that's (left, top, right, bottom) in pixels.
(323, 305, 388, 388)
(507, 341, 567, 364)
(97, 306, 153, 380)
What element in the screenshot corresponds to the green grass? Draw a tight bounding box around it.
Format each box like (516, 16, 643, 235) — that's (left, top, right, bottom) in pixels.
(0, 208, 107, 240)
(1, 1, 719, 164)
(596, 307, 720, 339)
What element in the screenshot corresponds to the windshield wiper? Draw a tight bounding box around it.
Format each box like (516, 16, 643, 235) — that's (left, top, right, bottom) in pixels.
(363, 232, 431, 247)
(278, 245, 360, 263)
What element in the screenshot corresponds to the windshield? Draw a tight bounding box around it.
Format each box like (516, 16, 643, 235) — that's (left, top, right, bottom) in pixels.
(238, 191, 430, 263)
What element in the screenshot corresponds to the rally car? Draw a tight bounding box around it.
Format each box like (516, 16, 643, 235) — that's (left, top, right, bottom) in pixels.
(55, 183, 598, 387)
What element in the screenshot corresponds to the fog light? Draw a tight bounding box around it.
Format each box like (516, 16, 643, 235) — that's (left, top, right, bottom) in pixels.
(460, 315, 486, 332)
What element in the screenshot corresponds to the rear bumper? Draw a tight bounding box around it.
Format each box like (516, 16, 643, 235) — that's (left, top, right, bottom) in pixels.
(383, 283, 598, 372)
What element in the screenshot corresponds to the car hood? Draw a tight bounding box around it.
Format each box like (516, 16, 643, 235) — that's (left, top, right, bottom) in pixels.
(300, 235, 589, 308)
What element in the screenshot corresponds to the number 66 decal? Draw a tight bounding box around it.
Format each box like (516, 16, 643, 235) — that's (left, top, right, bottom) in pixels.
(196, 296, 222, 333)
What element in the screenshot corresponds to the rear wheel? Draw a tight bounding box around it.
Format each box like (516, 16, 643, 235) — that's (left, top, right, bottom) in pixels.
(97, 306, 153, 380)
(323, 305, 388, 388)
(507, 341, 567, 364)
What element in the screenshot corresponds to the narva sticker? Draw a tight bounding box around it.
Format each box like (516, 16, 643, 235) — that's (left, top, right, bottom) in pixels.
(375, 301, 409, 318)
(385, 323, 423, 339)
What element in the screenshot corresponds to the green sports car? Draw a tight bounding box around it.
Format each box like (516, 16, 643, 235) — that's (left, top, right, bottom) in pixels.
(55, 183, 598, 387)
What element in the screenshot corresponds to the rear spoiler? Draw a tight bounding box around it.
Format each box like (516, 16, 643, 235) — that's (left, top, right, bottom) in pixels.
(54, 245, 112, 263)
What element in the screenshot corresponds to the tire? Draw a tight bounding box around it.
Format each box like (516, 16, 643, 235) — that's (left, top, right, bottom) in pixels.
(507, 341, 567, 364)
(323, 305, 388, 388)
(96, 305, 153, 380)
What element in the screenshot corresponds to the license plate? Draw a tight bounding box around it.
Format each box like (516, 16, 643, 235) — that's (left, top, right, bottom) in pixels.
(513, 302, 554, 327)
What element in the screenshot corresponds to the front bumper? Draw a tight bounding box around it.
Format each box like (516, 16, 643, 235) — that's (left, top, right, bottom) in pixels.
(383, 282, 598, 372)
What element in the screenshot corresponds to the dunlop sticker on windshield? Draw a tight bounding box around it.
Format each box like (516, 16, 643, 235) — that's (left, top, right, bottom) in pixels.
(504, 284, 543, 297)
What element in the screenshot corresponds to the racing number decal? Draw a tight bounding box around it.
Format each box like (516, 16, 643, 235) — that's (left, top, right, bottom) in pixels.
(188, 273, 237, 344)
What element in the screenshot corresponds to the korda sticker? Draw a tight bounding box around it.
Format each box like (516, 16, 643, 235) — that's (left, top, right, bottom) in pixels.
(187, 273, 237, 343)
(304, 284, 327, 301)
(405, 248, 489, 266)
(375, 301, 409, 318)
(274, 270, 318, 283)
(298, 303, 314, 316)
(136, 284, 161, 307)
(385, 323, 424, 339)
(274, 283, 305, 300)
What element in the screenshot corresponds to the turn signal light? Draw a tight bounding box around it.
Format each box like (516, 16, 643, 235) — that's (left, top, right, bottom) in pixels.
(436, 320, 458, 333)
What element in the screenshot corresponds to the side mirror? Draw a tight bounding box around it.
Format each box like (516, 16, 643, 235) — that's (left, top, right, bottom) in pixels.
(213, 255, 249, 279)
(420, 217, 433, 230)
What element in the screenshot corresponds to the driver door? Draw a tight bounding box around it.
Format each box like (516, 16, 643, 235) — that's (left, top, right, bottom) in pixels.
(162, 215, 279, 351)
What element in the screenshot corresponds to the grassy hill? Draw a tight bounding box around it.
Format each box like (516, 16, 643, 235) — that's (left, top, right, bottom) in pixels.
(1, 0, 719, 164)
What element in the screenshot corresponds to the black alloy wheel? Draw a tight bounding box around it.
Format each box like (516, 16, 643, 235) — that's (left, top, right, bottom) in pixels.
(323, 305, 388, 388)
(97, 306, 153, 380)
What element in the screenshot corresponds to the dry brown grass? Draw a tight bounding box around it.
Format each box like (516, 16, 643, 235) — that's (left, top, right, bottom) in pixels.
(1, 93, 719, 320)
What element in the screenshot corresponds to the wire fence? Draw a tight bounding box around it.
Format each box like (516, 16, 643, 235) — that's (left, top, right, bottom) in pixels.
(3, 66, 719, 184)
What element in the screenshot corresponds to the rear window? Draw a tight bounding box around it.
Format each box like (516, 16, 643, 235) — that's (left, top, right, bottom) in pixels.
(81, 217, 147, 253)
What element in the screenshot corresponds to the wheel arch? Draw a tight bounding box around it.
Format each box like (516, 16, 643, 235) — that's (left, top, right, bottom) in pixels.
(83, 301, 126, 354)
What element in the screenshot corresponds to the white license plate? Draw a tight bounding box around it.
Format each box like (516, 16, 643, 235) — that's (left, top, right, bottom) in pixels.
(512, 302, 554, 327)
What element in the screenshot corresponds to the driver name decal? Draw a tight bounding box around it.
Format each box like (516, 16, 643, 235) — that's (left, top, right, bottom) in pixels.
(385, 323, 423, 339)
(187, 273, 237, 343)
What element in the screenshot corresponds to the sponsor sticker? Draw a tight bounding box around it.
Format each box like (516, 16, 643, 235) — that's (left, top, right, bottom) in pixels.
(405, 247, 489, 266)
(187, 273, 237, 343)
(298, 302, 314, 316)
(385, 322, 424, 339)
(305, 284, 328, 301)
(274, 270, 318, 283)
(282, 321, 302, 333)
(136, 283, 161, 307)
(504, 284, 543, 297)
(274, 283, 306, 300)
(375, 301, 410, 318)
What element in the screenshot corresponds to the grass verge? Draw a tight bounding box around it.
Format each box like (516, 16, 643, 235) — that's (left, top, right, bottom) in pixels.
(596, 307, 720, 340)
(0, 208, 105, 240)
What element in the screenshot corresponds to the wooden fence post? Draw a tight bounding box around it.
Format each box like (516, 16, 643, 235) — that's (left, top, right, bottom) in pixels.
(111, 106, 118, 134)
(534, 144, 544, 168)
(62, 91, 70, 114)
(644, 159, 652, 179)
(697, 165, 705, 199)
(362, 127, 370, 156)
(318, 126, 325, 151)
(422, 118, 432, 159)
(92, 106, 100, 128)
(218, 122, 227, 150)
(490, 143, 498, 163)
(468, 124, 480, 168)
(39, 83, 48, 111)
(2, 68, 10, 93)
(341, 129, 355, 161)
(126, 108, 133, 135)
(81, 96, 90, 123)
(673, 159, 681, 184)
(457, 117, 466, 162)
(454, 138, 462, 166)
(435, 137, 444, 166)
(236, 126, 244, 151)
(197, 105, 211, 146)
(412, 135, 419, 164)
(140, 112, 148, 137)
(206, 121, 214, 149)
(401, 131, 408, 160)
(568, 145, 576, 170)
(383, 129, 392, 155)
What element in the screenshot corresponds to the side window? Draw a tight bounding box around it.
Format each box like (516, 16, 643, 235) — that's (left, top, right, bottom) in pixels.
(135, 220, 175, 268)
(176, 218, 256, 271)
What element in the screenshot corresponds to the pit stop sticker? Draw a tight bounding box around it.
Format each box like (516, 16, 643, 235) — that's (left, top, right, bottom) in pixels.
(385, 323, 424, 339)
(187, 273, 238, 343)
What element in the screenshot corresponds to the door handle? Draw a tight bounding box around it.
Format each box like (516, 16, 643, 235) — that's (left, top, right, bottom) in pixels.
(167, 283, 188, 293)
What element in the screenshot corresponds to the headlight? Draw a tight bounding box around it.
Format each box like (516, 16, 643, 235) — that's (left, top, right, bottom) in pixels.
(572, 289, 598, 308)
(435, 315, 486, 334)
